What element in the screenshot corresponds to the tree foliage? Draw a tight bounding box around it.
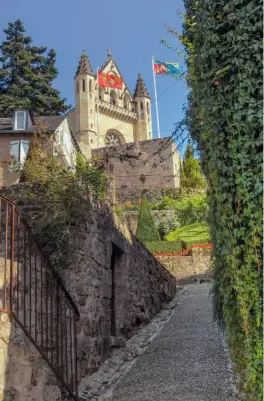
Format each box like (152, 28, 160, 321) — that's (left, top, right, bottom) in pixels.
(174, 0, 263, 399)
(180, 143, 206, 190)
(136, 195, 160, 243)
(0, 20, 69, 116)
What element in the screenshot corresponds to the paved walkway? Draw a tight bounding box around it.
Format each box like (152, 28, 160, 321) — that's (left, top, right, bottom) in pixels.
(111, 284, 239, 401)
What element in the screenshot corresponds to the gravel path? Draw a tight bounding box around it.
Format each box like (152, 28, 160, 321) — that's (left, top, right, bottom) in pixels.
(111, 283, 240, 401)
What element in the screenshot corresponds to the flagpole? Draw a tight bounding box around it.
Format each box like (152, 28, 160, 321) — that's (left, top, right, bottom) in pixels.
(152, 55, 161, 138)
(96, 67, 100, 149)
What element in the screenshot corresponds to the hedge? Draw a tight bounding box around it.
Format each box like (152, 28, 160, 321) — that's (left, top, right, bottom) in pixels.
(145, 241, 182, 255)
(165, 223, 210, 242)
(181, 0, 263, 399)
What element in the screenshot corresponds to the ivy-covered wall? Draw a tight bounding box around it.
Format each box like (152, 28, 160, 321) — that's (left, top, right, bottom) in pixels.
(182, 0, 263, 399)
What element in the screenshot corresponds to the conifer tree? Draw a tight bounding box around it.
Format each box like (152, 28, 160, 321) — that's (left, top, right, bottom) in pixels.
(0, 20, 69, 117)
(136, 195, 160, 243)
(181, 143, 206, 190)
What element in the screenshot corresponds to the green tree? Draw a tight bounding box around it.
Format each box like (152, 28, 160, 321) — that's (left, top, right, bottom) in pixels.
(180, 143, 206, 190)
(0, 20, 69, 116)
(136, 195, 160, 243)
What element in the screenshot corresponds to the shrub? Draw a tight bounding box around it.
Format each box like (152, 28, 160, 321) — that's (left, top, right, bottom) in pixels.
(22, 136, 107, 270)
(165, 223, 210, 243)
(153, 193, 209, 226)
(136, 195, 160, 243)
(145, 241, 182, 255)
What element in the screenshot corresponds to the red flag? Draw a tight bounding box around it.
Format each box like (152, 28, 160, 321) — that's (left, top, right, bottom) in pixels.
(98, 72, 123, 89)
(154, 63, 167, 75)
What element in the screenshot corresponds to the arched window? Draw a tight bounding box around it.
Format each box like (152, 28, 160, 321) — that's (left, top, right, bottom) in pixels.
(140, 102, 144, 115)
(99, 87, 105, 101)
(123, 93, 130, 110)
(110, 90, 117, 105)
(105, 131, 121, 147)
(82, 79, 86, 92)
(147, 102, 150, 114)
(76, 82, 79, 94)
(89, 80, 92, 92)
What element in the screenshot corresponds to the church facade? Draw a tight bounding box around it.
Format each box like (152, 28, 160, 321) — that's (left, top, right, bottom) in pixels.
(67, 49, 153, 157)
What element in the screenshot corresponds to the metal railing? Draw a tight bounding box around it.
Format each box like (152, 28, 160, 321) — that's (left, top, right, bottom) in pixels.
(0, 195, 79, 400)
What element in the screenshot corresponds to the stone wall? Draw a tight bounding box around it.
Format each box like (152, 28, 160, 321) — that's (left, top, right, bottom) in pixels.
(92, 138, 181, 203)
(58, 204, 176, 384)
(0, 183, 176, 399)
(0, 314, 61, 401)
(156, 248, 212, 285)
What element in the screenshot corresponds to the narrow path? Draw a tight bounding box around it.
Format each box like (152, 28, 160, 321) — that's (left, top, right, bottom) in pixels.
(111, 284, 239, 401)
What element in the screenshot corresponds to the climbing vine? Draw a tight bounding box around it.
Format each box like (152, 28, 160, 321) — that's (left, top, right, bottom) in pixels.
(180, 0, 263, 399)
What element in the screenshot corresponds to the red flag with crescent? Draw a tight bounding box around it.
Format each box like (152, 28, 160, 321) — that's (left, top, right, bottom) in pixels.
(98, 72, 123, 89)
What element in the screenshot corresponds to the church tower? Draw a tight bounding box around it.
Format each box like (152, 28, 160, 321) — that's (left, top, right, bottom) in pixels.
(74, 50, 97, 157)
(133, 73, 152, 141)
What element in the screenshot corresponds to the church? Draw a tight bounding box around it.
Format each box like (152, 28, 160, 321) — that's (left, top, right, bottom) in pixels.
(67, 49, 181, 202)
(0, 49, 181, 197)
(67, 49, 153, 157)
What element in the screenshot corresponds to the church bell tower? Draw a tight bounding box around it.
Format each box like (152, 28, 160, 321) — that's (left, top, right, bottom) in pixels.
(74, 50, 97, 158)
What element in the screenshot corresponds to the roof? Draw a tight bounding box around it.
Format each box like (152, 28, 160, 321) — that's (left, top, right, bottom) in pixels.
(133, 73, 150, 99)
(100, 49, 133, 98)
(0, 115, 65, 133)
(75, 50, 94, 77)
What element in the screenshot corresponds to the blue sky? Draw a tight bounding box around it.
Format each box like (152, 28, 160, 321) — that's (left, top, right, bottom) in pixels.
(0, 0, 187, 152)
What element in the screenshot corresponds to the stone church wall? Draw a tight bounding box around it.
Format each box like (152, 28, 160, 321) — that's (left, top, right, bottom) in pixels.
(92, 137, 181, 203)
(96, 112, 135, 149)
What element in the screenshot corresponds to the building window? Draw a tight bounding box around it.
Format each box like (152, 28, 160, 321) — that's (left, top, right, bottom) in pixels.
(10, 140, 29, 165)
(140, 102, 144, 115)
(14, 110, 27, 130)
(123, 93, 130, 110)
(147, 103, 150, 114)
(89, 80, 92, 92)
(76, 82, 79, 94)
(110, 90, 117, 105)
(105, 132, 121, 147)
(99, 87, 104, 101)
(91, 123, 93, 128)
(82, 79, 86, 92)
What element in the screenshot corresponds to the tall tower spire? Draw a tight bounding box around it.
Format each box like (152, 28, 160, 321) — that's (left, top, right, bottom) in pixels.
(133, 73, 152, 141)
(133, 73, 150, 99)
(75, 49, 93, 76)
(74, 49, 96, 158)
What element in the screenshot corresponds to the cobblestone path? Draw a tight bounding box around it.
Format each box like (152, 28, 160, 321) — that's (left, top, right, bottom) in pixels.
(111, 284, 240, 401)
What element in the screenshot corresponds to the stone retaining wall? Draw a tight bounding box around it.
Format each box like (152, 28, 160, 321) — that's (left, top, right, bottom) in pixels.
(155, 248, 212, 284)
(0, 183, 176, 400)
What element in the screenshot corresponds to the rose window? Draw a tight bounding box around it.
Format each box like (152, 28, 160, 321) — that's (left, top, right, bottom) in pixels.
(105, 132, 121, 147)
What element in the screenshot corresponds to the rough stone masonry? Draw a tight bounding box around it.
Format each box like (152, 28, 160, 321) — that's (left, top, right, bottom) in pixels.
(0, 184, 176, 400)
